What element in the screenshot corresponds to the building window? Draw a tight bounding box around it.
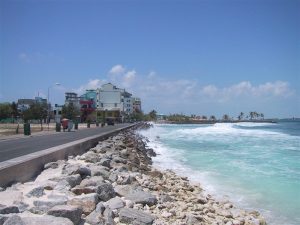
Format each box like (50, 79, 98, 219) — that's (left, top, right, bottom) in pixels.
(114, 103, 117, 107)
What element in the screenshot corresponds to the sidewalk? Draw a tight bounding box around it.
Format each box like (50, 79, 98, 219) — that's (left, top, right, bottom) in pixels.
(0, 130, 58, 141)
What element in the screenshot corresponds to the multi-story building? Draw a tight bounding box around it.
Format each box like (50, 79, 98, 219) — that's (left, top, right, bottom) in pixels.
(132, 97, 142, 113)
(65, 92, 80, 108)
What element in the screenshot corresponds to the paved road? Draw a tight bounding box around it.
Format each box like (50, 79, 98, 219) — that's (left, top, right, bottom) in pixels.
(0, 124, 131, 162)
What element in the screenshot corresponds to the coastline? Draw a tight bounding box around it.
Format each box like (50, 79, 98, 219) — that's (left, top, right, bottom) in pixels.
(0, 123, 267, 225)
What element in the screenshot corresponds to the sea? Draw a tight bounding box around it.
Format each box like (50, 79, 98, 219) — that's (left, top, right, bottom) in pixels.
(139, 121, 300, 225)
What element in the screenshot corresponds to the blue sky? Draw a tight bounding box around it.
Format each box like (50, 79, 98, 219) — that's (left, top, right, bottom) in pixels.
(0, 0, 299, 118)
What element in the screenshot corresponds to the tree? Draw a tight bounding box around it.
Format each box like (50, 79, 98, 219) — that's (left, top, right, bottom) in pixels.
(23, 103, 47, 130)
(149, 110, 157, 121)
(210, 115, 216, 121)
(223, 114, 230, 121)
(62, 103, 79, 120)
(0, 103, 12, 120)
(11, 102, 19, 122)
(238, 112, 244, 121)
(202, 115, 207, 120)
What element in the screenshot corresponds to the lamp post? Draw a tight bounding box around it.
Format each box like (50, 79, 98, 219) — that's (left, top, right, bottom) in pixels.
(47, 83, 60, 130)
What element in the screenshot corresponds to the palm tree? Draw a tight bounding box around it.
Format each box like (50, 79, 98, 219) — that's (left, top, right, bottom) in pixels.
(238, 112, 244, 121)
(223, 114, 229, 121)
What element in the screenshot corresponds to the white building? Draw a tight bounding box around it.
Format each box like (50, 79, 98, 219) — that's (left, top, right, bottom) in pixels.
(95, 83, 138, 122)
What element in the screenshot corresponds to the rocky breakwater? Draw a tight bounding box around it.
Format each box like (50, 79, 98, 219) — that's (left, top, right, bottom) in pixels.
(0, 123, 267, 225)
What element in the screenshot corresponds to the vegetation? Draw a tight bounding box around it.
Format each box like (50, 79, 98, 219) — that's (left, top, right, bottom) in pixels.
(23, 103, 48, 130)
(0, 103, 13, 121)
(62, 103, 80, 120)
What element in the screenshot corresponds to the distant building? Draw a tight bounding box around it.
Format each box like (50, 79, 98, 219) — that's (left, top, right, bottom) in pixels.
(68, 83, 141, 122)
(17, 97, 47, 112)
(65, 92, 80, 108)
(132, 97, 142, 112)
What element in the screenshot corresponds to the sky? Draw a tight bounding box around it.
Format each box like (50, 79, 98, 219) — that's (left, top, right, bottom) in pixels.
(0, 0, 299, 118)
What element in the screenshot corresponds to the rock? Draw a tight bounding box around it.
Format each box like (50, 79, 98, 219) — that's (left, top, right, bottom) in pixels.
(3, 215, 24, 225)
(218, 210, 233, 218)
(54, 180, 71, 192)
(119, 208, 154, 225)
(44, 162, 59, 169)
(159, 194, 173, 203)
(82, 152, 100, 163)
(32, 199, 67, 213)
(0, 191, 23, 206)
(113, 156, 127, 164)
(63, 164, 91, 178)
(114, 185, 139, 197)
(108, 173, 118, 182)
(80, 176, 104, 187)
(71, 185, 97, 195)
(65, 174, 82, 188)
(4, 214, 74, 225)
(105, 197, 125, 210)
(125, 191, 157, 206)
(99, 158, 111, 168)
(68, 193, 99, 215)
(186, 214, 201, 225)
(103, 208, 115, 225)
(97, 183, 116, 201)
(85, 211, 105, 225)
(118, 175, 136, 185)
(26, 186, 44, 198)
(89, 165, 110, 178)
(197, 196, 208, 204)
(0, 204, 19, 214)
(47, 205, 82, 225)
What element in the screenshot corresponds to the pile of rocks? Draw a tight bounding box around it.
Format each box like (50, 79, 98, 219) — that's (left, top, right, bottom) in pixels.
(0, 124, 267, 225)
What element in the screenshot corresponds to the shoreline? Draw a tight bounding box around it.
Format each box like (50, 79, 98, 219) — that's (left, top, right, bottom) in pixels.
(0, 123, 267, 225)
(157, 120, 277, 125)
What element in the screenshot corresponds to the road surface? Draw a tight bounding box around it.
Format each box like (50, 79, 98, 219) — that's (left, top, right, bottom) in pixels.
(0, 124, 131, 162)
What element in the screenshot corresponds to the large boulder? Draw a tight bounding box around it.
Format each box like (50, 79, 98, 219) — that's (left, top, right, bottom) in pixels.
(32, 199, 67, 214)
(96, 183, 116, 201)
(47, 205, 82, 225)
(119, 208, 155, 225)
(125, 191, 157, 206)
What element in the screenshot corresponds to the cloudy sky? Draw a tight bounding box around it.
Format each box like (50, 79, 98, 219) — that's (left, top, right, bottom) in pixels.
(1, 0, 299, 118)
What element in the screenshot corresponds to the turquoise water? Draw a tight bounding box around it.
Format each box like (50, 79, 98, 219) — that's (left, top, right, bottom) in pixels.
(140, 122, 300, 225)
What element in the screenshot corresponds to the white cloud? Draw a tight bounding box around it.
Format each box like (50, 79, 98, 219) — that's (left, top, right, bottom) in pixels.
(122, 70, 136, 88)
(19, 53, 30, 63)
(109, 64, 126, 75)
(74, 65, 296, 116)
(76, 79, 104, 94)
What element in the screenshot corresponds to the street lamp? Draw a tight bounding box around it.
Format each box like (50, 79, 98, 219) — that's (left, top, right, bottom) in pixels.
(47, 83, 60, 130)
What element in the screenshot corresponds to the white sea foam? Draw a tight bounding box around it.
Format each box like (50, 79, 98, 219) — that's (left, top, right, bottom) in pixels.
(139, 123, 300, 225)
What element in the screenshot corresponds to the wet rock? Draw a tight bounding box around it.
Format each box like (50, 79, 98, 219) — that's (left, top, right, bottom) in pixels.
(47, 205, 82, 225)
(119, 208, 154, 225)
(0, 204, 19, 214)
(96, 183, 116, 201)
